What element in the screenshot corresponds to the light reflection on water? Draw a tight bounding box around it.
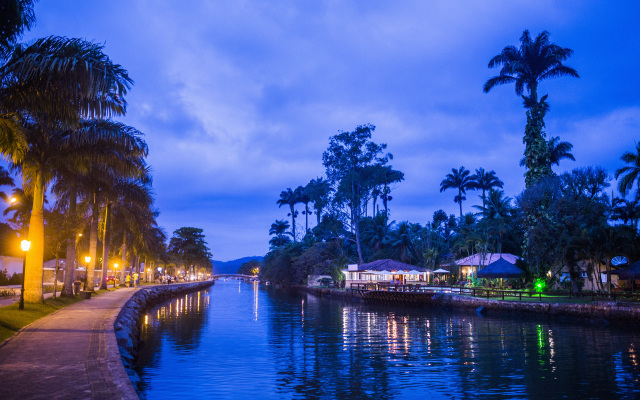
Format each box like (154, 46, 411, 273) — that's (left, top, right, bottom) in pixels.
(136, 281, 640, 399)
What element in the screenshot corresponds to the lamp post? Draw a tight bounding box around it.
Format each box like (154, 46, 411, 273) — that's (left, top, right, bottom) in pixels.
(113, 263, 118, 288)
(84, 256, 91, 290)
(19, 240, 31, 310)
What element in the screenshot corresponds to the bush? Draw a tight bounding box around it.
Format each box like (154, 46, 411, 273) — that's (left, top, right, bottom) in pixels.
(0, 269, 9, 286)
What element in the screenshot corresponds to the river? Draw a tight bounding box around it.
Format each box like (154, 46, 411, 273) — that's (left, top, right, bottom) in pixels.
(135, 280, 640, 399)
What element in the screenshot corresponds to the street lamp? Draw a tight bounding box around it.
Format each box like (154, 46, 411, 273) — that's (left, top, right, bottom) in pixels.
(84, 256, 91, 290)
(19, 240, 31, 310)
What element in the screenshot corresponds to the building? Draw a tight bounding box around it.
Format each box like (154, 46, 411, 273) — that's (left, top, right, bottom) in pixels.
(341, 259, 430, 288)
(455, 253, 520, 279)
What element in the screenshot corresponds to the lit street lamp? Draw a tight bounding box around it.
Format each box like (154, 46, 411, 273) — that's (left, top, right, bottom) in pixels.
(84, 256, 91, 290)
(19, 240, 31, 310)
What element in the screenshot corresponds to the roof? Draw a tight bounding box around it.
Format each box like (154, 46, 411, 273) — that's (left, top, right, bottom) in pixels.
(455, 253, 520, 266)
(477, 257, 526, 279)
(618, 260, 640, 280)
(352, 259, 429, 272)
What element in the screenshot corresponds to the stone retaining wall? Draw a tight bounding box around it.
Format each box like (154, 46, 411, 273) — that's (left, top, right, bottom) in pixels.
(300, 286, 640, 325)
(113, 281, 215, 393)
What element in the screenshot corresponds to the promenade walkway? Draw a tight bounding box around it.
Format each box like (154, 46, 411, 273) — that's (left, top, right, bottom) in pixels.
(0, 288, 140, 400)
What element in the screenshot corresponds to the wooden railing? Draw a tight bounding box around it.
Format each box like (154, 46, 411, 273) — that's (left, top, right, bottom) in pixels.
(348, 283, 640, 302)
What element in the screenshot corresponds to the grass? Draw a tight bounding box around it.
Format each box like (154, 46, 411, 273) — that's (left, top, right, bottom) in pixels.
(0, 287, 120, 343)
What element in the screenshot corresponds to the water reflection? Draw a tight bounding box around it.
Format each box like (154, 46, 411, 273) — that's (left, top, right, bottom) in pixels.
(136, 281, 640, 399)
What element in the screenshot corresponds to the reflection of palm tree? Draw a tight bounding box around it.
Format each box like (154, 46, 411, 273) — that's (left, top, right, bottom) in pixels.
(440, 166, 475, 218)
(615, 143, 640, 197)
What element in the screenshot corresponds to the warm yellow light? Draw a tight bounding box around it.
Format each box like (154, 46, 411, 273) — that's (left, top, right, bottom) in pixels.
(85, 256, 91, 263)
(78, 233, 82, 237)
(20, 240, 31, 252)
(114, 263, 118, 268)
(10, 197, 17, 204)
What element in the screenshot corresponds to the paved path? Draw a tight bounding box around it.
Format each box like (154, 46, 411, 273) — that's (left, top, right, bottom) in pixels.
(0, 288, 140, 400)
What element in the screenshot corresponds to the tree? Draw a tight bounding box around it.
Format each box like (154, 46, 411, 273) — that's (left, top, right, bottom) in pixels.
(167, 227, 212, 280)
(615, 143, 640, 198)
(296, 185, 311, 234)
(440, 166, 475, 218)
(0, 0, 37, 57)
(474, 189, 513, 255)
(268, 219, 292, 248)
(1, 37, 133, 303)
(472, 168, 503, 208)
(484, 30, 578, 187)
(305, 177, 332, 225)
(277, 188, 299, 242)
(322, 124, 392, 264)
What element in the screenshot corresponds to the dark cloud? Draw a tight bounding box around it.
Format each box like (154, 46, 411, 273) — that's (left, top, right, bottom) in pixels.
(14, 0, 640, 260)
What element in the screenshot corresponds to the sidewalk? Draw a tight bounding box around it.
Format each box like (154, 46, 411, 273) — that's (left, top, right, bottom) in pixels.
(0, 287, 140, 400)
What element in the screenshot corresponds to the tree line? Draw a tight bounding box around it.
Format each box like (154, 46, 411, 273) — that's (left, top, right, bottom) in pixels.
(259, 30, 640, 292)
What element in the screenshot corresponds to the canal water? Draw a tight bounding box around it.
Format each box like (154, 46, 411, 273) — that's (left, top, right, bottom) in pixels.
(135, 280, 640, 399)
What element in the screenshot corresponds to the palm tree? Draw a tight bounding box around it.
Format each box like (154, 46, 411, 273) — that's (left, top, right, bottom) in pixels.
(0, 37, 132, 303)
(276, 188, 299, 242)
(99, 178, 154, 289)
(472, 168, 503, 208)
(305, 178, 333, 225)
(484, 30, 578, 187)
(296, 185, 311, 234)
(268, 219, 291, 248)
(484, 30, 579, 107)
(0, 166, 15, 201)
(385, 222, 417, 264)
(615, 143, 640, 197)
(440, 166, 475, 218)
(474, 189, 512, 254)
(51, 120, 147, 292)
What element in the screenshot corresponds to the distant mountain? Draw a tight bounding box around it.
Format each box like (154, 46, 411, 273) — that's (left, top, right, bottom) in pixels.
(212, 256, 263, 274)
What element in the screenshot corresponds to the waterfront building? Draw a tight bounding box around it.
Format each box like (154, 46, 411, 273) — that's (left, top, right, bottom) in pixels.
(341, 259, 430, 288)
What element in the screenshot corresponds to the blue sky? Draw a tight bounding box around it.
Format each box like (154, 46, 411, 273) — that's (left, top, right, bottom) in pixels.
(11, 1, 640, 261)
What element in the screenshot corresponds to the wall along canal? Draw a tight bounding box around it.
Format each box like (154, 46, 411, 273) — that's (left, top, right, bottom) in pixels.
(135, 280, 640, 399)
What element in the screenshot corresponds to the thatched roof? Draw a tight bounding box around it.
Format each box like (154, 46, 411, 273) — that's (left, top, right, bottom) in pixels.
(618, 260, 640, 280)
(354, 259, 428, 272)
(477, 257, 526, 279)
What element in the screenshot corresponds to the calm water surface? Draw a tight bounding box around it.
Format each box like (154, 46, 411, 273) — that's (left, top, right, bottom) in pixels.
(135, 280, 640, 399)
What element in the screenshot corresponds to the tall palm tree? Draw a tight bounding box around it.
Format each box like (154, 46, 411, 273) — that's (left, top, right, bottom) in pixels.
(483, 30, 579, 107)
(305, 177, 333, 225)
(51, 120, 147, 292)
(0, 37, 132, 303)
(615, 143, 640, 198)
(296, 185, 311, 235)
(440, 166, 475, 218)
(474, 189, 512, 254)
(385, 222, 417, 264)
(276, 188, 299, 242)
(472, 168, 503, 208)
(484, 30, 578, 187)
(99, 178, 153, 289)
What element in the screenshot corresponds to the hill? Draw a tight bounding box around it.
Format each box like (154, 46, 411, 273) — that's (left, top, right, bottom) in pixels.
(212, 256, 263, 274)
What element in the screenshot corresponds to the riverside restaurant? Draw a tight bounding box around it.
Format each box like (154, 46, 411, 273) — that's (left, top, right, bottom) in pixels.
(341, 259, 432, 288)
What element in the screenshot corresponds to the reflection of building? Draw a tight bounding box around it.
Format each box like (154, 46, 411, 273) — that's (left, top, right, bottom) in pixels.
(341, 259, 430, 288)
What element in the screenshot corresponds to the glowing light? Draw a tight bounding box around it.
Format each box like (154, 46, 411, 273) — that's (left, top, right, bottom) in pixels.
(535, 278, 546, 292)
(20, 240, 31, 252)
(85, 256, 91, 264)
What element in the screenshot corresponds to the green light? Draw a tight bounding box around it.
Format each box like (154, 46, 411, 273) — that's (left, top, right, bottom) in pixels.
(534, 278, 546, 292)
